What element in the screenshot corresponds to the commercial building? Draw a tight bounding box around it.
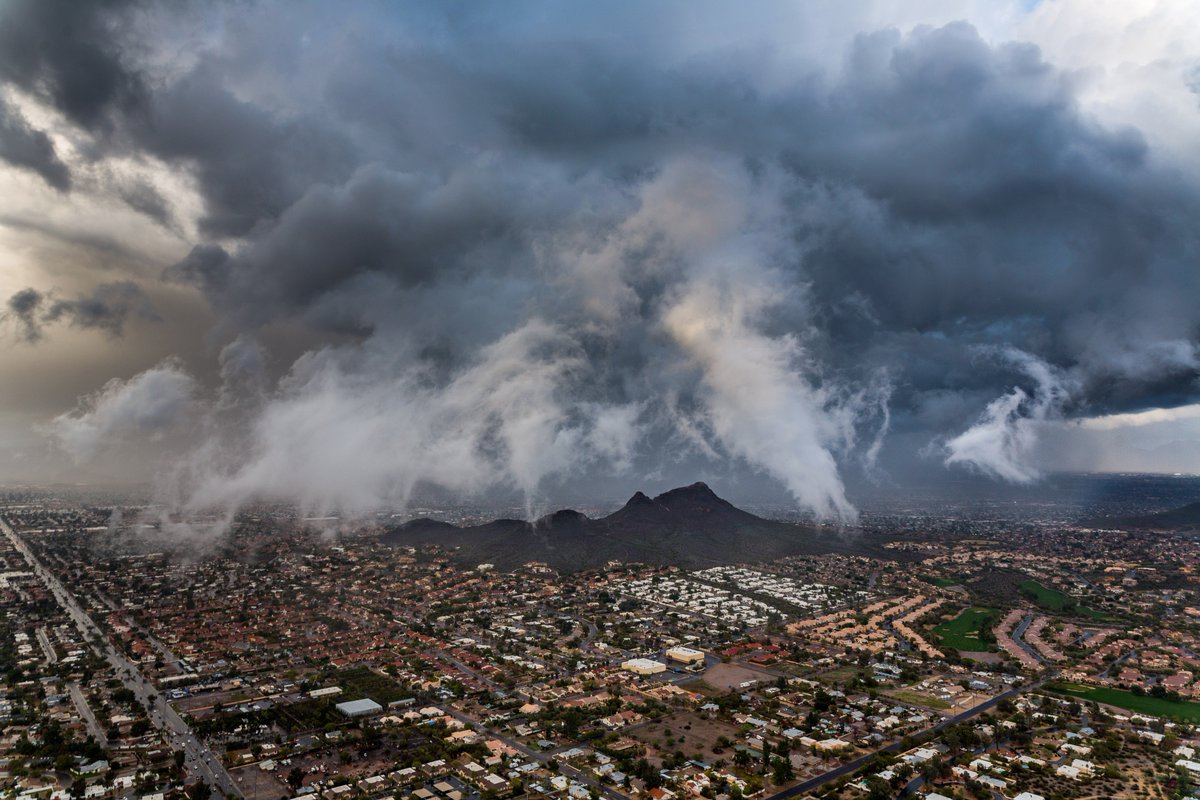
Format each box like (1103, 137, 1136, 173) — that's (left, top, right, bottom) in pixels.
(621, 658, 667, 676)
(336, 698, 383, 717)
(665, 645, 705, 665)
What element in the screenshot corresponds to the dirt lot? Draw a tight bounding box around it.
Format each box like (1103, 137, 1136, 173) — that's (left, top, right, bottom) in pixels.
(175, 688, 245, 713)
(230, 764, 288, 800)
(629, 710, 745, 765)
(703, 662, 778, 691)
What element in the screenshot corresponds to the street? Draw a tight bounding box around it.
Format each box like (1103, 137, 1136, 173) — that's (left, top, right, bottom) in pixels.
(763, 673, 1057, 800)
(1, 517, 241, 799)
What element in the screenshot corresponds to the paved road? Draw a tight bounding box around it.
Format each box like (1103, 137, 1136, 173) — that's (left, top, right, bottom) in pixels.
(68, 681, 109, 747)
(1, 517, 240, 799)
(884, 620, 912, 652)
(431, 650, 502, 693)
(95, 588, 186, 670)
(762, 674, 1056, 800)
(36, 625, 57, 664)
(1011, 613, 1045, 664)
(580, 618, 600, 652)
(1099, 649, 1137, 679)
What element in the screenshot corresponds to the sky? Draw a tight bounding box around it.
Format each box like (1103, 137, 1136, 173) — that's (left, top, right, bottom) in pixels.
(0, 0, 1198, 521)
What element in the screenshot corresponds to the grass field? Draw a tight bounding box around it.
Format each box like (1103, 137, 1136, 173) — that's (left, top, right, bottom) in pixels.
(885, 689, 951, 710)
(1048, 684, 1200, 722)
(1019, 579, 1070, 610)
(921, 575, 960, 588)
(814, 666, 860, 685)
(1075, 605, 1113, 621)
(1019, 580, 1112, 620)
(933, 606, 997, 652)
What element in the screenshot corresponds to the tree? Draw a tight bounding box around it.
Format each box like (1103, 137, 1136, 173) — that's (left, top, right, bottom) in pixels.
(865, 778, 891, 800)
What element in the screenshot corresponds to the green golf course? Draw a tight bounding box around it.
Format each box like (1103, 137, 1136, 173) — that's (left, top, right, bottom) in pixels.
(933, 606, 997, 652)
(1048, 683, 1200, 722)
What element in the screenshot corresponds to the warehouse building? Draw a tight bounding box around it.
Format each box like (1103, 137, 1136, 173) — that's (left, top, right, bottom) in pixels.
(336, 698, 383, 717)
(621, 658, 667, 676)
(665, 645, 705, 665)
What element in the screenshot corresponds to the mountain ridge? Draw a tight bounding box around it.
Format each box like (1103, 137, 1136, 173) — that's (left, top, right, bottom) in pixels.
(1095, 499, 1200, 532)
(382, 481, 901, 570)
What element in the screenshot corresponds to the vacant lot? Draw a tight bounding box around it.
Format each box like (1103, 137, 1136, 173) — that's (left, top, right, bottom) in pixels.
(704, 662, 778, 691)
(229, 764, 287, 800)
(1049, 684, 1200, 722)
(176, 688, 240, 713)
(884, 688, 951, 710)
(630, 711, 745, 764)
(814, 666, 860, 686)
(933, 607, 997, 652)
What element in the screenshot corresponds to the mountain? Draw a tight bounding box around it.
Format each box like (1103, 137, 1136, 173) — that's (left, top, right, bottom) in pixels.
(382, 482, 899, 571)
(1096, 499, 1200, 532)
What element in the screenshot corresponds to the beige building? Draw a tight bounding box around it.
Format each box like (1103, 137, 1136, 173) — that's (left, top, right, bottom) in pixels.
(622, 657, 667, 675)
(665, 645, 705, 665)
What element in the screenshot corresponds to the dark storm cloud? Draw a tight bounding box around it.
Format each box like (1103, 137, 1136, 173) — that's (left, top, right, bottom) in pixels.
(164, 162, 594, 333)
(117, 179, 174, 229)
(134, 67, 358, 237)
(0, 97, 71, 190)
(156, 17, 1198, 427)
(0, 0, 351, 232)
(4, 282, 158, 341)
(4, 287, 45, 342)
(0, 0, 144, 130)
(165, 244, 230, 293)
(44, 281, 160, 336)
(4, 2, 1200, 503)
(789, 24, 1199, 420)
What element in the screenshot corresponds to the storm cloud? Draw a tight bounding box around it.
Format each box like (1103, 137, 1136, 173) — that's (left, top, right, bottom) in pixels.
(45, 359, 197, 463)
(4, 282, 158, 341)
(0, 96, 71, 191)
(1, 1, 1198, 513)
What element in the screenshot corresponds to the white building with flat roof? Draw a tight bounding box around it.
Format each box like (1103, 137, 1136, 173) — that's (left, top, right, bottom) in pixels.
(336, 698, 383, 717)
(621, 658, 667, 676)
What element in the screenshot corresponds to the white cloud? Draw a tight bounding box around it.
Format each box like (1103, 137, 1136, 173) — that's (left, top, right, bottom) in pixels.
(943, 349, 1071, 483)
(1076, 402, 1200, 431)
(177, 319, 641, 518)
(663, 272, 858, 522)
(46, 360, 197, 462)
